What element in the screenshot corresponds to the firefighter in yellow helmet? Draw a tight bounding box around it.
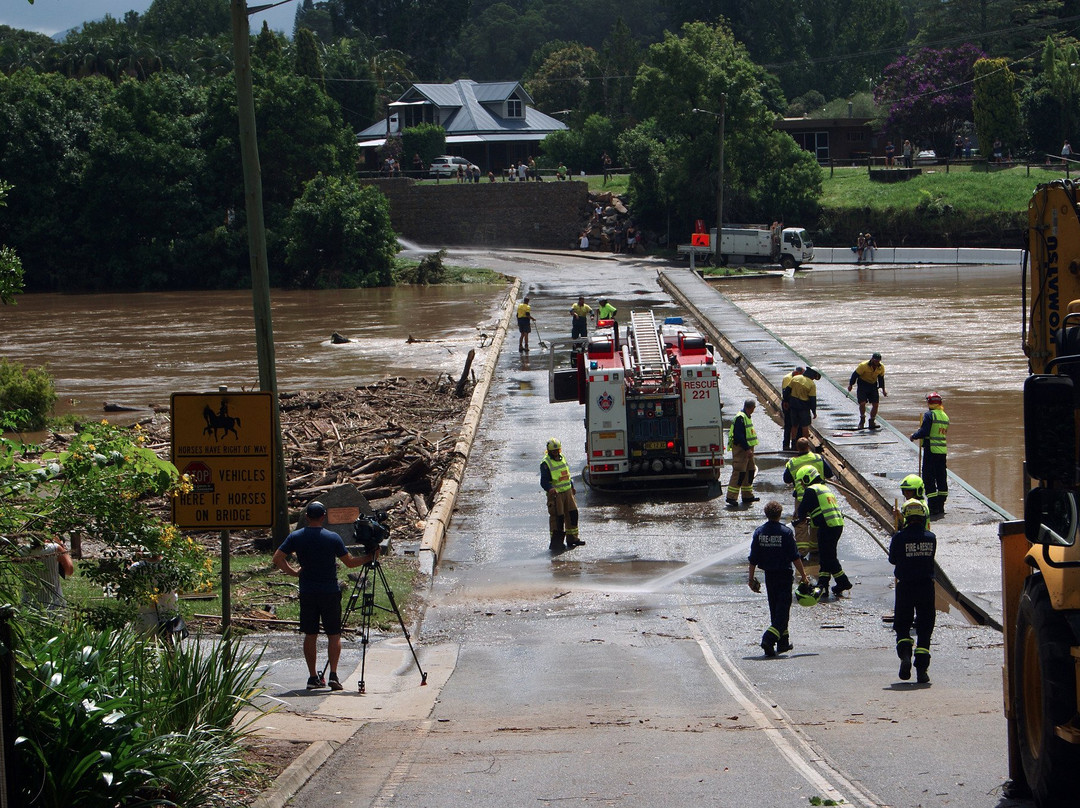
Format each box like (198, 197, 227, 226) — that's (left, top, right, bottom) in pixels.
(783, 437, 834, 557)
(910, 392, 949, 515)
(888, 498, 937, 683)
(725, 399, 759, 509)
(794, 465, 853, 598)
(541, 438, 581, 552)
(893, 473, 927, 529)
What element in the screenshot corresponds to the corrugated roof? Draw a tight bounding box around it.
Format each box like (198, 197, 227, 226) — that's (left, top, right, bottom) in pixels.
(356, 80, 565, 140)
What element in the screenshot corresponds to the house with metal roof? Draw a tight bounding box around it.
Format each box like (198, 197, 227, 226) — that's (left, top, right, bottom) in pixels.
(356, 80, 568, 174)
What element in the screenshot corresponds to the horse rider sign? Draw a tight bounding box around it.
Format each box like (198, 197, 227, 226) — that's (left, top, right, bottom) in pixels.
(171, 392, 275, 529)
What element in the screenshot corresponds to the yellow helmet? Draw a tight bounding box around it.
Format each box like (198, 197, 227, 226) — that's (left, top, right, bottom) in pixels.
(795, 465, 821, 487)
(901, 498, 930, 521)
(546, 438, 562, 452)
(900, 474, 925, 499)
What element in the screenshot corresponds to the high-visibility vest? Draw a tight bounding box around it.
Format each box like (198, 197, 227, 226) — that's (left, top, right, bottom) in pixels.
(928, 408, 949, 454)
(787, 452, 824, 496)
(853, 360, 885, 386)
(727, 411, 758, 450)
(543, 453, 573, 492)
(517, 303, 531, 318)
(806, 483, 844, 527)
(598, 303, 617, 319)
(788, 374, 815, 402)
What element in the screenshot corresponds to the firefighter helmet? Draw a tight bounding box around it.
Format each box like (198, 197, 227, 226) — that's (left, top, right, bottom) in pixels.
(796, 581, 824, 607)
(926, 391, 942, 404)
(795, 465, 822, 488)
(900, 473, 925, 499)
(546, 437, 562, 452)
(901, 498, 930, 521)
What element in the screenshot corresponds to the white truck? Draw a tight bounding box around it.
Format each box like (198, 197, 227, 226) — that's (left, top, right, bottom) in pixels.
(548, 310, 724, 491)
(678, 223, 814, 269)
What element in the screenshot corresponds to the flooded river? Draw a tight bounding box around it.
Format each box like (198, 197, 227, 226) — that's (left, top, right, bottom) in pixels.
(0, 285, 506, 420)
(719, 264, 1028, 515)
(0, 262, 1029, 515)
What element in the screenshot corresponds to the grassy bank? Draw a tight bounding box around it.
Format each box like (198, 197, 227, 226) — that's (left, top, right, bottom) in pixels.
(815, 163, 1066, 247)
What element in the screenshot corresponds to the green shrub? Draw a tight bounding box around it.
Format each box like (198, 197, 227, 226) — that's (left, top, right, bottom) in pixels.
(0, 359, 56, 431)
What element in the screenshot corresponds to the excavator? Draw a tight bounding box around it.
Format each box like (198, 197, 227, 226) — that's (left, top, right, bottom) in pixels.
(1004, 179, 1080, 804)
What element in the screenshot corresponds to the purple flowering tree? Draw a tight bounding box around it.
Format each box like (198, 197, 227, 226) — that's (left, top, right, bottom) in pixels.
(875, 44, 986, 157)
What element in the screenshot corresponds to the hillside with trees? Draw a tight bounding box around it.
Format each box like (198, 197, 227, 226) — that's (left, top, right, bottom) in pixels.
(1, 0, 1078, 290)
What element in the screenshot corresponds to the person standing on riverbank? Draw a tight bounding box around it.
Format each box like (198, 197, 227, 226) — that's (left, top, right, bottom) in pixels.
(748, 500, 811, 656)
(517, 296, 537, 353)
(273, 501, 372, 691)
(910, 392, 949, 515)
(848, 352, 887, 429)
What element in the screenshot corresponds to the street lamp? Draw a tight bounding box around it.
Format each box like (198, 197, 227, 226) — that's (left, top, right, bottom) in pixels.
(693, 96, 726, 250)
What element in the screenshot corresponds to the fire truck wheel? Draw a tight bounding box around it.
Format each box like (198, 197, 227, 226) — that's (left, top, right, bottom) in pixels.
(1014, 575, 1080, 806)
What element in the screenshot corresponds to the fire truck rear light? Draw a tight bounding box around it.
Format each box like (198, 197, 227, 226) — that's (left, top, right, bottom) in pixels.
(705, 355, 713, 364)
(614, 449, 625, 456)
(709, 444, 720, 452)
(592, 450, 603, 457)
(689, 446, 698, 453)
(591, 464, 617, 472)
(666, 441, 675, 449)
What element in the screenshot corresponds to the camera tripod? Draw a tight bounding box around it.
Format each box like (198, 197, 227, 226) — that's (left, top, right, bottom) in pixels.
(322, 556, 428, 693)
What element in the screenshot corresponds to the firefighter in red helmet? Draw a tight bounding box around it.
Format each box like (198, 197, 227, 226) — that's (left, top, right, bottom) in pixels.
(909, 392, 949, 516)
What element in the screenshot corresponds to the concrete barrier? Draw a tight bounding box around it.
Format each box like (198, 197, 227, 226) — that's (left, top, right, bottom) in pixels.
(814, 246, 1022, 265)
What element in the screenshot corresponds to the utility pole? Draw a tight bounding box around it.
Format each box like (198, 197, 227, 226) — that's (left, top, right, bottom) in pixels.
(693, 95, 726, 249)
(230, 1, 289, 548)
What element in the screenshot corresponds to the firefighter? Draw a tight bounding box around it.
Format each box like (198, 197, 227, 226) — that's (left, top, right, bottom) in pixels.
(889, 498, 937, 683)
(540, 438, 582, 551)
(780, 366, 804, 451)
(747, 500, 812, 656)
(597, 298, 617, 321)
(795, 465, 853, 597)
(570, 295, 592, 340)
(782, 437, 834, 556)
(847, 352, 887, 430)
(910, 392, 949, 515)
(787, 367, 820, 447)
(725, 399, 759, 509)
(893, 473, 927, 528)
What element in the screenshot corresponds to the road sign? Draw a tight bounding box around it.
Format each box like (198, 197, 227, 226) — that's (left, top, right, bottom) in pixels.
(171, 392, 275, 529)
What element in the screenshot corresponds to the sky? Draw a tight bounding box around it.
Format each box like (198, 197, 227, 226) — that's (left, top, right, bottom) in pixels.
(1, 0, 297, 39)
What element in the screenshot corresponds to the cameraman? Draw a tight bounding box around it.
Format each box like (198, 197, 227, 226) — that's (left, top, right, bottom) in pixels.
(273, 501, 373, 691)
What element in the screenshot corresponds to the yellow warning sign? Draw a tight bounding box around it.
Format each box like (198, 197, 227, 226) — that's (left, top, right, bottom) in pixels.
(171, 392, 275, 529)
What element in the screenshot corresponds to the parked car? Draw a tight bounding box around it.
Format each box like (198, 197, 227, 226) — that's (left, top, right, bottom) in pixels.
(429, 156, 471, 177)
(914, 149, 937, 165)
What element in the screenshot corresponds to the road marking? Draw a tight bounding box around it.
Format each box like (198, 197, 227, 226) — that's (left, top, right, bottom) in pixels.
(687, 614, 886, 808)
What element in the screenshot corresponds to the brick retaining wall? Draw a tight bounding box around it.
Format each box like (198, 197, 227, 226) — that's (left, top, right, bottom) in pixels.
(362, 178, 590, 249)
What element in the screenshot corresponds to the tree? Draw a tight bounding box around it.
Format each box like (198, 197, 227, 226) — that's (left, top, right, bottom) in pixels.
(541, 114, 618, 172)
(321, 37, 379, 132)
(1039, 36, 1080, 147)
(0, 180, 22, 304)
(401, 123, 446, 169)
(294, 26, 326, 91)
(875, 44, 985, 155)
(623, 21, 822, 234)
(598, 18, 641, 122)
(140, 0, 231, 44)
(526, 43, 601, 122)
(973, 57, 1021, 158)
(282, 173, 397, 288)
(335, 0, 470, 79)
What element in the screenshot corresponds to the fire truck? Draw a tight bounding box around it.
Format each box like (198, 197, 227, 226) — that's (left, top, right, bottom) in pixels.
(548, 310, 724, 490)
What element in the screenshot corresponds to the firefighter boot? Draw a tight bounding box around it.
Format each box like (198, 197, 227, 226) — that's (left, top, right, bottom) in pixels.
(549, 516, 566, 551)
(832, 573, 853, 598)
(897, 638, 913, 681)
(760, 627, 780, 657)
(776, 632, 793, 654)
(816, 575, 832, 597)
(914, 648, 931, 683)
(868, 418, 880, 430)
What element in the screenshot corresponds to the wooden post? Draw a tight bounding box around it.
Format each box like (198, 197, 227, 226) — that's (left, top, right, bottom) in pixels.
(220, 529, 231, 632)
(455, 349, 476, 397)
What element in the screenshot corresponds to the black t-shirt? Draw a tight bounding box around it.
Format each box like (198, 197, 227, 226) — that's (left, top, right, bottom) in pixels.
(888, 525, 937, 581)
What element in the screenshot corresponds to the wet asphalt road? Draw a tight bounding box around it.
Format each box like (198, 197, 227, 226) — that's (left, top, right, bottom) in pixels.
(267, 251, 1026, 808)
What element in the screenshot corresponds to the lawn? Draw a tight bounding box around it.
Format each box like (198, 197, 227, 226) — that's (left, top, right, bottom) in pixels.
(820, 163, 1069, 214)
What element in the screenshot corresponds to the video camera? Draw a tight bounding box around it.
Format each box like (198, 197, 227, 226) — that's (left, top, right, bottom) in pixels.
(353, 510, 390, 556)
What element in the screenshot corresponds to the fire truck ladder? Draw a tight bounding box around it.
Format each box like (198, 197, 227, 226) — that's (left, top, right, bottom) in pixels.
(630, 310, 667, 380)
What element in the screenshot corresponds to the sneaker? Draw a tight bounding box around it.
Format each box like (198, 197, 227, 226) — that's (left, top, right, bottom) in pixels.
(328, 673, 344, 691)
(898, 657, 912, 681)
(916, 668, 930, 684)
(306, 675, 326, 690)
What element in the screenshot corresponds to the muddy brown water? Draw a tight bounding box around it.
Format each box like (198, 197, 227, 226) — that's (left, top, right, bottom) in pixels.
(2, 267, 1027, 515)
(0, 285, 505, 424)
(719, 264, 1027, 515)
